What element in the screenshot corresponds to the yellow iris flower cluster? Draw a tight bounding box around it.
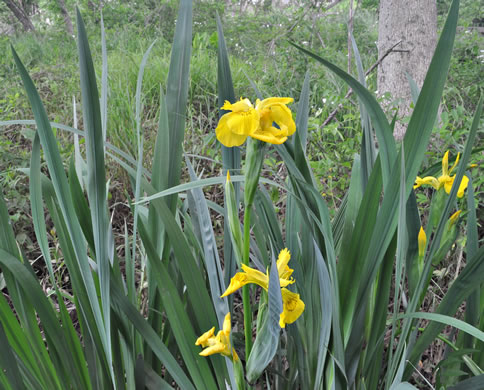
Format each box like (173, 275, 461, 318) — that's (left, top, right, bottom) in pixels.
(215, 97, 296, 147)
(221, 248, 305, 328)
(414, 151, 469, 198)
(195, 312, 238, 361)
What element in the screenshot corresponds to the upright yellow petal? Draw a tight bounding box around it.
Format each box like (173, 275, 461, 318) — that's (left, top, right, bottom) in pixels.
(279, 289, 305, 328)
(442, 151, 449, 177)
(276, 248, 294, 283)
(449, 152, 460, 175)
(418, 226, 426, 258)
(222, 312, 232, 336)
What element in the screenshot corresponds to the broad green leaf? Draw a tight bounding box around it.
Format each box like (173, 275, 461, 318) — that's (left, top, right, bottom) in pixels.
(76, 9, 112, 374)
(0, 322, 24, 389)
(448, 374, 484, 390)
(11, 42, 109, 377)
(137, 220, 219, 390)
(165, 0, 192, 212)
(110, 283, 196, 390)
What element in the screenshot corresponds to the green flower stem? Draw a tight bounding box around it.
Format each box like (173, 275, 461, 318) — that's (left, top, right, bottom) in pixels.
(242, 206, 253, 358)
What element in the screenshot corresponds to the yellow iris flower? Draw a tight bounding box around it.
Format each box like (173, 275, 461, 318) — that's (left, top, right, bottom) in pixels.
(221, 248, 304, 328)
(221, 248, 294, 297)
(414, 151, 469, 198)
(251, 97, 296, 144)
(215, 97, 295, 147)
(195, 312, 238, 361)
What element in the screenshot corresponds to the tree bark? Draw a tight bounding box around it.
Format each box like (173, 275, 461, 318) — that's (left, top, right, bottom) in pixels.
(2, 0, 35, 32)
(57, 0, 73, 35)
(377, 0, 437, 140)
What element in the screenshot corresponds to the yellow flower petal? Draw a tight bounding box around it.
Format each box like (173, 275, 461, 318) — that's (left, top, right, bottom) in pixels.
(448, 210, 461, 228)
(279, 288, 305, 328)
(442, 150, 449, 177)
(216, 98, 260, 147)
(457, 175, 469, 198)
(196, 313, 237, 360)
(414, 176, 439, 190)
(195, 327, 215, 347)
(418, 226, 426, 258)
(276, 248, 294, 285)
(252, 97, 296, 145)
(449, 152, 460, 175)
(215, 114, 250, 147)
(220, 264, 269, 297)
(251, 130, 288, 144)
(442, 175, 454, 194)
(222, 312, 231, 336)
(199, 342, 226, 357)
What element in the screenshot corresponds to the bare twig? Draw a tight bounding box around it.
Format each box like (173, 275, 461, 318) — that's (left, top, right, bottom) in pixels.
(321, 39, 403, 128)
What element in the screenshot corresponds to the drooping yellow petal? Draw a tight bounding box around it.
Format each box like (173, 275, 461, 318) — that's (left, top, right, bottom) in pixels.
(442, 150, 449, 177)
(414, 176, 440, 190)
(199, 340, 226, 357)
(279, 288, 305, 328)
(250, 129, 288, 144)
(195, 327, 215, 347)
(418, 226, 426, 258)
(220, 264, 269, 297)
(215, 114, 250, 147)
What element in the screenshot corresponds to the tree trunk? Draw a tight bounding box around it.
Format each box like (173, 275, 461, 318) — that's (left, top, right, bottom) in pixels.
(2, 0, 35, 32)
(377, 0, 437, 140)
(57, 0, 73, 35)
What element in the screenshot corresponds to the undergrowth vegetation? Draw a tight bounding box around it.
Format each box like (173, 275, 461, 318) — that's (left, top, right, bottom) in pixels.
(0, 0, 483, 389)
